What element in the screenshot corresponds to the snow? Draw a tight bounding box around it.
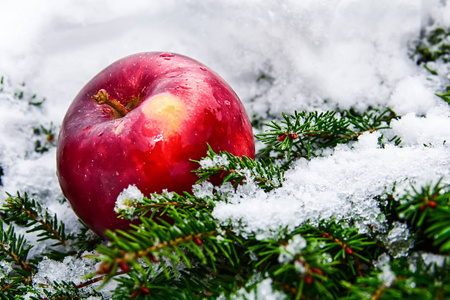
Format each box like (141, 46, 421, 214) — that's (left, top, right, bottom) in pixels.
(28, 255, 117, 299)
(389, 76, 439, 115)
(389, 110, 450, 146)
(115, 184, 144, 220)
(1, 0, 450, 296)
(278, 235, 307, 264)
(384, 222, 414, 258)
(213, 132, 450, 239)
(223, 276, 287, 300)
(375, 253, 396, 287)
(199, 153, 230, 169)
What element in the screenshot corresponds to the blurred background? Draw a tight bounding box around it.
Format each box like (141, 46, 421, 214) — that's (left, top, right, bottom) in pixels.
(1, 0, 448, 123)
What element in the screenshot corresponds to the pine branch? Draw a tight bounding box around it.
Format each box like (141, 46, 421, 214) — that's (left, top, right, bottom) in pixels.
(247, 234, 337, 299)
(193, 144, 285, 191)
(93, 207, 241, 287)
(1, 192, 74, 247)
(71, 222, 103, 256)
(0, 75, 46, 106)
(115, 190, 216, 221)
(245, 220, 383, 299)
(27, 280, 102, 300)
(412, 26, 450, 107)
(256, 108, 398, 164)
(112, 267, 211, 299)
(436, 90, 450, 106)
(110, 245, 256, 300)
(97, 160, 448, 299)
(33, 122, 57, 154)
(316, 223, 379, 268)
(0, 222, 36, 274)
(396, 179, 450, 254)
(413, 27, 450, 65)
(342, 255, 450, 299)
(0, 221, 37, 297)
(109, 240, 253, 299)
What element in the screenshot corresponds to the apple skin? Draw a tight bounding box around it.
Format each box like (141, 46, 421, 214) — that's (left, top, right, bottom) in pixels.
(56, 52, 255, 238)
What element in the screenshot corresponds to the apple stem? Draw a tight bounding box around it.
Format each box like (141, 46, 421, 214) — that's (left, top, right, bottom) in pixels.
(91, 89, 130, 118)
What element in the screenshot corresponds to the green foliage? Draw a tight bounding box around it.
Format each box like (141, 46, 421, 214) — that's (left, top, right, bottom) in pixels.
(0, 222, 38, 298)
(0, 193, 98, 298)
(412, 26, 450, 107)
(0, 221, 37, 275)
(0, 76, 46, 106)
(246, 222, 378, 299)
(414, 27, 450, 64)
(396, 180, 450, 254)
(343, 256, 450, 299)
(26, 280, 102, 300)
(89, 172, 449, 299)
(255, 108, 399, 167)
(115, 189, 216, 221)
(112, 266, 226, 300)
(33, 122, 57, 154)
(95, 206, 241, 284)
(436, 90, 450, 106)
(193, 144, 285, 191)
(1, 192, 74, 247)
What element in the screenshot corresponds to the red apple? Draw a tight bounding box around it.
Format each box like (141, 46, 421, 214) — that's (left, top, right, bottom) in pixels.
(56, 52, 255, 238)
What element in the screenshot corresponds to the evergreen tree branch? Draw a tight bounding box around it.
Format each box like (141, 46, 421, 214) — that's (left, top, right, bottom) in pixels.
(33, 122, 57, 154)
(93, 207, 241, 287)
(0, 222, 35, 274)
(256, 108, 399, 165)
(342, 256, 450, 299)
(192, 144, 285, 191)
(1, 192, 74, 247)
(0, 221, 37, 297)
(27, 280, 102, 300)
(116, 190, 216, 221)
(396, 179, 450, 254)
(413, 27, 450, 65)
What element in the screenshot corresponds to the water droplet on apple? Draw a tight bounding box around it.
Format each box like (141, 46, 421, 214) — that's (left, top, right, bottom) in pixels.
(180, 85, 191, 90)
(199, 67, 207, 71)
(97, 132, 104, 137)
(224, 100, 231, 106)
(116, 171, 119, 176)
(159, 53, 174, 60)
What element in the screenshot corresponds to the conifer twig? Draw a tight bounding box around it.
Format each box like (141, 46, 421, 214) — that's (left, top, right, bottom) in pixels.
(396, 179, 450, 253)
(193, 144, 285, 191)
(93, 207, 240, 285)
(1, 192, 74, 246)
(256, 108, 399, 164)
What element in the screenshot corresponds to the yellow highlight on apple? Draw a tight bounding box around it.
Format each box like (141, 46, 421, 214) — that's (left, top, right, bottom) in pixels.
(143, 93, 186, 135)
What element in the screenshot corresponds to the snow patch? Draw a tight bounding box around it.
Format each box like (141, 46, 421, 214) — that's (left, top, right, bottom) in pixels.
(115, 184, 145, 219)
(213, 134, 450, 238)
